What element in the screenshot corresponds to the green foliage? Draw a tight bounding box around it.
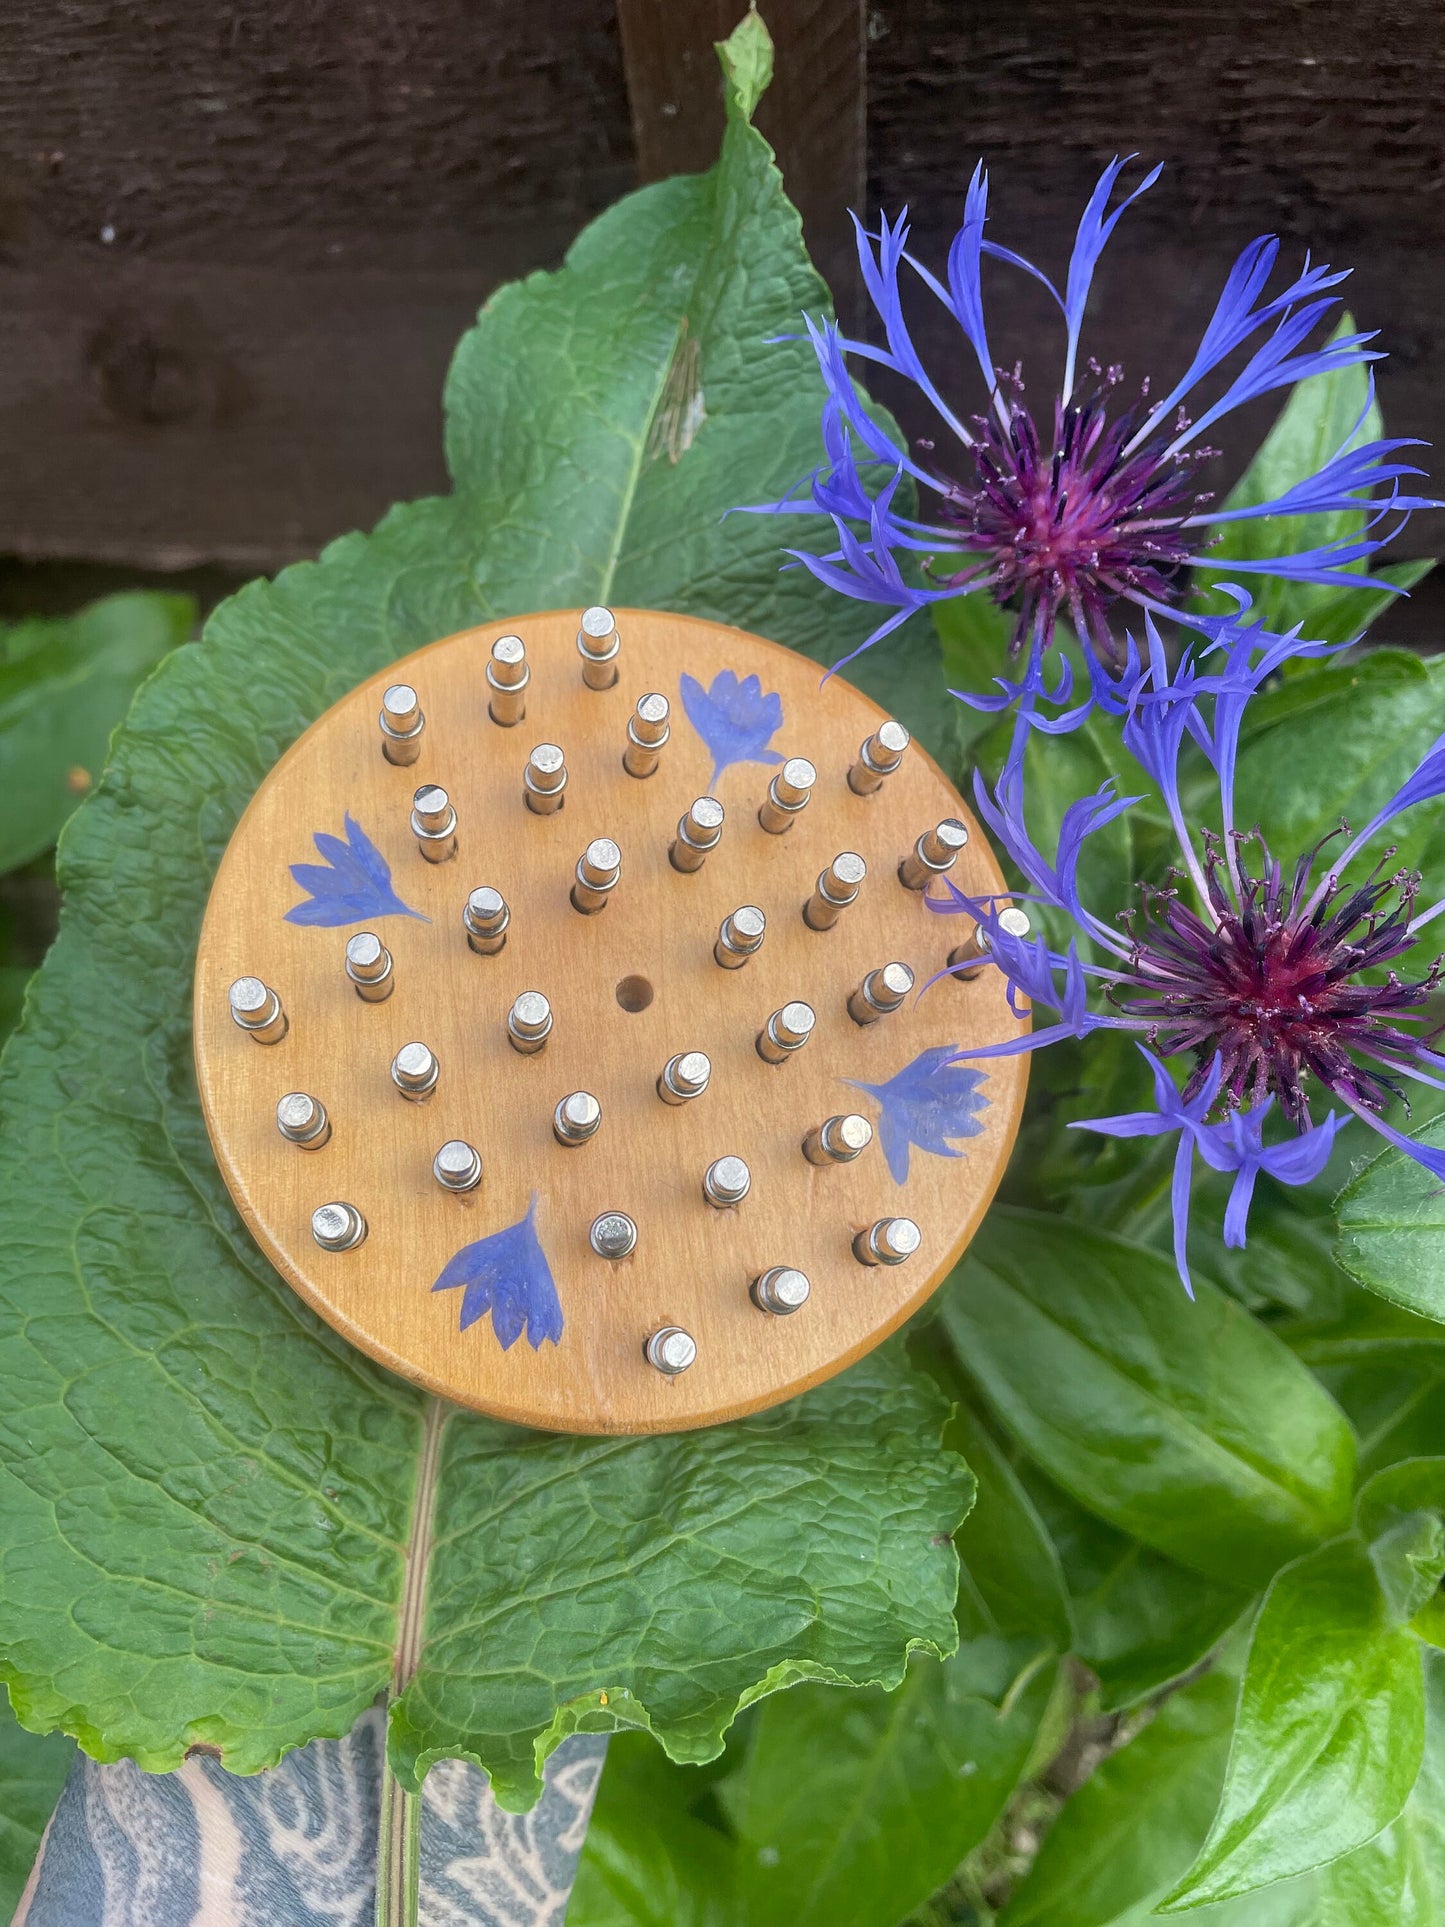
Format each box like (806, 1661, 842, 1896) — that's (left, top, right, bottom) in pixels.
(1160, 1537, 1425, 1909)
(1002, 1661, 1241, 1926)
(1016, 1467, 1248, 1713)
(568, 1732, 744, 1927)
(939, 1211, 1356, 1588)
(0, 592, 194, 875)
(720, 1655, 1061, 1927)
(1336, 1116, 1445, 1322)
(0, 13, 971, 1812)
(0, 1691, 73, 1922)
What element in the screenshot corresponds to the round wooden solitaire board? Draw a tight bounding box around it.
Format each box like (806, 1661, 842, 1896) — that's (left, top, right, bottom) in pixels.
(194, 609, 1027, 1434)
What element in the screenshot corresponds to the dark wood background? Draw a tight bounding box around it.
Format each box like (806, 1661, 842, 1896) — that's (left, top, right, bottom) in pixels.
(0, 0, 1440, 637)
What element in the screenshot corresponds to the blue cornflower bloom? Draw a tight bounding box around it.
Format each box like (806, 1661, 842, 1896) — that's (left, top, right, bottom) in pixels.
(746, 159, 1434, 717)
(932, 625, 1445, 1290)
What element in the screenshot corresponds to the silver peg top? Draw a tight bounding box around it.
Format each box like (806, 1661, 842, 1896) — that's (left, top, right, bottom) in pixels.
(391, 1041, 439, 1100)
(848, 719, 910, 795)
(703, 1154, 751, 1208)
(590, 1211, 638, 1260)
(577, 606, 620, 688)
(379, 683, 425, 764)
(433, 1139, 483, 1193)
(644, 1326, 696, 1375)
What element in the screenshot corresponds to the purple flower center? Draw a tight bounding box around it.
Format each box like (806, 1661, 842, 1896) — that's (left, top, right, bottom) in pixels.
(1116, 830, 1442, 1121)
(934, 374, 1211, 666)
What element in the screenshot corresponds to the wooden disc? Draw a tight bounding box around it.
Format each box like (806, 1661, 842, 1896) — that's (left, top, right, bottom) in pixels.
(193, 609, 1027, 1433)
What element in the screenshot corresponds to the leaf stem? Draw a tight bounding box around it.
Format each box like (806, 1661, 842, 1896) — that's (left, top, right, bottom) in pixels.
(376, 1763, 422, 1927)
(375, 1395, 449, 1927)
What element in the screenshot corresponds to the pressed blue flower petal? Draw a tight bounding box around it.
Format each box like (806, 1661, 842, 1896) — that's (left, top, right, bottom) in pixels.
(432, 1196, 563, 1351)
(678, 668, 786, 792)
(847, 1045, 990, 1185)
(284, 812, 426, 927)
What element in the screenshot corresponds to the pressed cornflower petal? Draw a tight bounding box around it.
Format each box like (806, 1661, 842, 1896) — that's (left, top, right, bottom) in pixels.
(744, 161, 1435, 726)
(935, 632, 1445, 1291)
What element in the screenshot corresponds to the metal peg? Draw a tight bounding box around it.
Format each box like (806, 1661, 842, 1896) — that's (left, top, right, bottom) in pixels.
(524, 744, 567, 815)
(948, 906, 1032, 980)
(899, 818, 968, 891)
(623, 692, 670, 778)
(644, 1326, 696, 1375)
(590, 1211, 637, 1260)
(433, 1140, 483, 1193)
(714, 904, 765, 969)
(391, 1041, 439, 1102)
(756, 1000, 815, 1065)
(758, 757, 816, 834)
(802, 1113, 873, 1166)
(670, 796, 724, 872)
(848, 962, 914, 1026)
(703, 1155, 751, 1208)
(853, 1217, 922, 1267)
(411, 784, 458, 863)
(571, 837, 622, 914)
(311, 1202, 366, 1252)
(554, 1091, 602, 1146)
(507, 991, 553, 1055)
(751, 1267, 811, 1315)
(804, 851, 866, 931)
(658, 1050, 711, 1105)
(379, 683, 425, 765)
(847, 719, 909, 796)
(345, 931, 394, 1002)
(276, 1092, 331, 1150)
(228, 976, 287, 1045)
(487, 635, 530, 727)
(577, 606, 620, 689)
(463, 885, 510, 956)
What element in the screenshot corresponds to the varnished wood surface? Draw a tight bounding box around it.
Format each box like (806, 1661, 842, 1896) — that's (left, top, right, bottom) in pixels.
(193, 609, 1026, 1433)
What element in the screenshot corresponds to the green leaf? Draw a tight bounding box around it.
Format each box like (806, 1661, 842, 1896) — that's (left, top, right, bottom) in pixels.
(1283, 1288, 1445, 1370)
(948, 1399, 1072, 1665)
(1336, 1115, 1445, 1323)
(939, 1210, 1356, 1589)
(387, 1349, 968, 1800)
(1017, 1464, 1249, 1712)
(0, 1690, 73, 1921)
(1159, 1537, 1426, 1910)
(569, 1732, 743, 1927)
(1355, 1460, 1445, 1643)
(720, 1651, 1061, 1927)
(1229, 649, 1445, 879)
(0, 592, 194, 873)
(0, 19, 969, 1809)
(1002, 1660, 1240, 1927)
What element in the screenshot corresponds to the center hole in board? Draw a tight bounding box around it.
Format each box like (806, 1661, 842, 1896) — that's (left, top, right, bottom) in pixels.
(615, 975, 654, 1014)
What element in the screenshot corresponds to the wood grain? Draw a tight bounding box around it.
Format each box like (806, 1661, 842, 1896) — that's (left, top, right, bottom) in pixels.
(193, 609, 1026, 1434)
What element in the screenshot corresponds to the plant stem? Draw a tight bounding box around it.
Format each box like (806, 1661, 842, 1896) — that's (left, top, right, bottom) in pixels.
(374, 1395, 448, 1927)
(376, 1755, 422, 1927)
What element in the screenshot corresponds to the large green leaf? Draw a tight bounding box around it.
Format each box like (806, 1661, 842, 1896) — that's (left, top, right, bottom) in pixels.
(1228, 648, 1445, 879)
(1336, 1115, 1445, 1323)
(1017, 1463, 1249, 1712)
(1159, 1537, 1426, 1910)
(0, 1691, 73, 1922)
(1001, 1661, 1240, 1927)
(0, 592, 194, 874)
(0, 14, 970, 1811)
(568, 1732, 743, 1927)
(940, 1211, 1356, 1589)
(719, 1651, 1060, 1927)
